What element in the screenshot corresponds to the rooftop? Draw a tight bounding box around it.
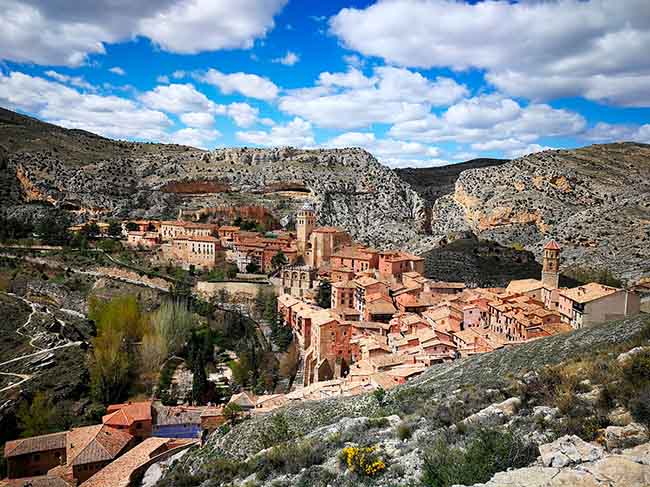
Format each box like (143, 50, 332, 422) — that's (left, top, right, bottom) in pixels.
(67, 424, 132, 466)
(544, 239, 561, 250)
(506, 278, 544, 294)
(4, 431, 67, 458)
(560, 282, 621, 304)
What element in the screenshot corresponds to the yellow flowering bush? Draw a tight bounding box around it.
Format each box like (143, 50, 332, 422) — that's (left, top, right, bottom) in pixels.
(340, 446, 386, 477)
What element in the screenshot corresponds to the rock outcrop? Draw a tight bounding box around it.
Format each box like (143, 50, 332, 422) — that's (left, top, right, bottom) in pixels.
(429, 143, 650, 281)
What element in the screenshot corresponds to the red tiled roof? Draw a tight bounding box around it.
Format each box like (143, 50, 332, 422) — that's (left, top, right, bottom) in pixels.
(67, 425, 132, 466)
(4, 431, 67, 458)
(104, 401, 152, 427)
(0, 476, 72, 487)
(544, 239, 561, 250)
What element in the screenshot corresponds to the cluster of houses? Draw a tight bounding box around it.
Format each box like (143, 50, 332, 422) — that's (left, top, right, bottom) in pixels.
(120, 218, 300, 274)
(2, 401, 225, 487)
(270, 204, 641, 401)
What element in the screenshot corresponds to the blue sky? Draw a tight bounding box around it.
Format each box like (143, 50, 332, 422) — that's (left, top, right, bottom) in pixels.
(0, 0, 649, 167)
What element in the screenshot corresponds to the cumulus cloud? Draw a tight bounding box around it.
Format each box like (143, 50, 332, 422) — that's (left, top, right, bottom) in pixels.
(167, 127, 220, 148)
(140, 83, 222, 114)
(237, 117, 315, 147)
(583, 122, 650, 143)
(389, 94, 586, 147)
(179, 112, 215, 129)
(278, 66, 467, 129)
(201, 69, 279, 100)
(0, 71, 171, 140)
(325, 131, 440, 167)
(330, 0, 650, 107)
(272, 50, 300, 66)
(44, 70, 95, 91)
(226, 103, 259, 128)
(0, 0, 287, 66)
(109, 66, 126, 76)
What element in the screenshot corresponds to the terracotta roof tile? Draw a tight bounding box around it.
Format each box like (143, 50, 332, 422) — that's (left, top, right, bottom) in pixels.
(4, 431, 67, 458)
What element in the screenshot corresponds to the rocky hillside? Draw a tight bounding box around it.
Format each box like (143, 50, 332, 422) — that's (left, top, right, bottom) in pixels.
(0, 108, 426, 249)
(396, 158, 507, 209)
(156, 314, 650, 487)
(427, 143, 650, 282)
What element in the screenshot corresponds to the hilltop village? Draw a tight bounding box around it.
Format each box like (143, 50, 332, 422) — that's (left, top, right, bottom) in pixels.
(94, 203, 642, 400)
(1, 202, 643, 487)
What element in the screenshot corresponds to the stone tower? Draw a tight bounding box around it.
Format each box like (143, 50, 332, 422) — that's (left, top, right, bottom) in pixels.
(296, 201, 315, 255)
(542, 240, 561, 289)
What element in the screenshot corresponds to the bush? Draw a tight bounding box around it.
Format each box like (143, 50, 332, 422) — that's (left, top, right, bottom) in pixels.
(254, 439, 327, 480)
(340, 446, 386, 478)
(422, 429, 537, 487)
(366, 417, 390, 429)
(629, 385, 650, 427)
(396, 422, 413, 441)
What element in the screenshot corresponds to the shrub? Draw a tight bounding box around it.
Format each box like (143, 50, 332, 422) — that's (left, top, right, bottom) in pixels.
(340, 446, 386, 478)
(373, 387, 386, 405)
(421, 429, 537, 487)
(629, 385, 650, 427)
(396, 422, 413, 441)
(366, 417, 390, 429)
(254, 439, 327, 480)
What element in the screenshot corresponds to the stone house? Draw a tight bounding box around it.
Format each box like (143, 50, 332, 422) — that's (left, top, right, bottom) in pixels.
(304, 310, 352, 385)
(330, 246, 379, 274)
(125, 231, 160, 249)
(378, 251, 425, 278)
(4, 432, 67, 479)
(281, 265, 315, 298)
(353, 277, 390, 317)
(102, 401, 153, 442)
(58, 424, 134, 484)
(166, 235, 225, 271)
(558, 283, 640, 329)
(331, 280, 356, 309)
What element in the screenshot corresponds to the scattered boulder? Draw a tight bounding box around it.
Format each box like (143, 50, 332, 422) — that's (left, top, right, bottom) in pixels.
(608, 407, 634, 427)
(617, 347, 649, 366)
(539, 435, 604, 468)
(604, 423, 650, 451)
(462, 397, 521, 428)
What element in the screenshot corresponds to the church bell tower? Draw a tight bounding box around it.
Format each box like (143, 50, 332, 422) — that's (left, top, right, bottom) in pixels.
(296, 202, 315, 255)
(542, 240, 561, 289)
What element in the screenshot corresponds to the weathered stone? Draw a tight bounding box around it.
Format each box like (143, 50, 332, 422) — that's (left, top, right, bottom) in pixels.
(617, 347, 650, 365)
(539, 435, 605, 468)
(462, 397, 522, 428)
(608, 407, 633, 427)
(604, 423, 650, 451)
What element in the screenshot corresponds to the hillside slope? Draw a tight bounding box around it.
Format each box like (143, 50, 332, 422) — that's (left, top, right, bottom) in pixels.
(158, 314, 650, 487)
(0, 108, 426, 249)
(426, 143, 650, 281)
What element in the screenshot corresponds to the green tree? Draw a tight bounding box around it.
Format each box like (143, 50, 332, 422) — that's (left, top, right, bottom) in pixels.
(151, 300, 195, 356)
(82, 222, 100, 239)
(36, 213, 70, 246)
(223, 403, 242, 423)
(125, 221, 139, 231)
(246, 261, 260, 274)
(192, 360, 208, 405)
(107, 221, 122, 239)
(317, 279, 332, 309)
(225, 264, 238, 279)
(271, 251, 288, 270)
(17, 392, 55, 437)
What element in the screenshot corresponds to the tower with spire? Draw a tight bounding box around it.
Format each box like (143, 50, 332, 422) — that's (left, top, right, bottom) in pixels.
(542, 239, 561, 289)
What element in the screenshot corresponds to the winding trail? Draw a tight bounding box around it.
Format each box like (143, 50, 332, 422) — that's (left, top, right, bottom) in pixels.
(0, 292, 84, 394)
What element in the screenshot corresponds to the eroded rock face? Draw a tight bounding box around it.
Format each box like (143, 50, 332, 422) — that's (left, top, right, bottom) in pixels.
(7, 145, 427, 250)
(430, 143, 650, 281)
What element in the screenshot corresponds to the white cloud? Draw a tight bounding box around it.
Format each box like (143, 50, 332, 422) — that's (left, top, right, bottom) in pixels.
(0, 0, 287, 66)
(471, 138, 553, 159)
(179, 112, 215, 129)
(0, 71, 171, 141)
(330, 0, 650, 107)
(278, 66, 467, 129)
(201, 69, 279, 100)
(273, 50, 299, 66)
(226, 103, 259, 128)
(237, 117, 315, 147)
(109, 66, 125, 76)
(156, 75, 170, 84)
(167, 127, 220, 148)
(140, 83, 222, 114)
(583, 122, 650, 143)
(389, 94, 586, 145)
(44, 70, 95, 91)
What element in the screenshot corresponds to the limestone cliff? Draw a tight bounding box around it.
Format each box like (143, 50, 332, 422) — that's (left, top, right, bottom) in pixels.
(426, 143, 650, 281)
(0, 108, 426, 250)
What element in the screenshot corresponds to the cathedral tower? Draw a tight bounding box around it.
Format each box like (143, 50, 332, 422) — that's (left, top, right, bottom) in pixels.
(296, 202, 315, 255)
(542, 240, 561, 289)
